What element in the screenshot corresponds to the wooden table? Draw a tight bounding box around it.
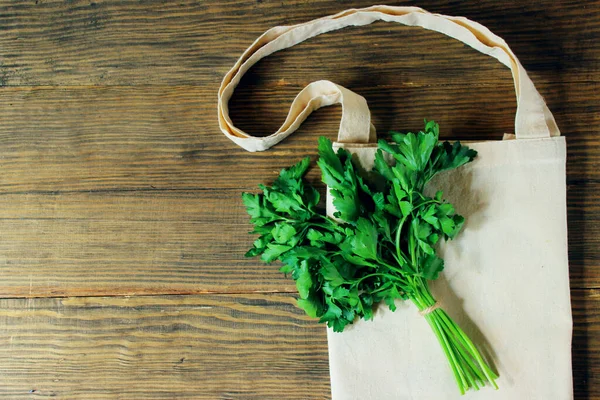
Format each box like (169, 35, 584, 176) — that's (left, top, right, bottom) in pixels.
(0, 1, 596, 398)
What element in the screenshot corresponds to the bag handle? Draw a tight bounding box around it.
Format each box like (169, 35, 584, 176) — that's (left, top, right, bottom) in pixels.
(218, 5, 560, 152)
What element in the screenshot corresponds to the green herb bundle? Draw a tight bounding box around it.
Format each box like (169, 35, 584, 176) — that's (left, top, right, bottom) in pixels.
(242, 121, 498, 394)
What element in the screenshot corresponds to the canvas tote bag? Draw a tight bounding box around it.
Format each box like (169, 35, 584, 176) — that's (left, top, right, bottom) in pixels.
(218, 6, 572, 399)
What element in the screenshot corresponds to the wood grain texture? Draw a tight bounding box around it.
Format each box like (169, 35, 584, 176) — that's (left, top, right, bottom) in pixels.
(0, 293, 330, 399)
(572, 288, 600, 400)
(0, 0, 597, 86)
(0, 289, 595, 399)
(0, 81, 597, 193)
(0, 183, 596, 297)
(0, 190, 296, 297)
(0, 0, 597, 398)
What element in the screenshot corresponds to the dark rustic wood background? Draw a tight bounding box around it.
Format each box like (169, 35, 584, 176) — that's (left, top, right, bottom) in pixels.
(0, 0, 596, 398)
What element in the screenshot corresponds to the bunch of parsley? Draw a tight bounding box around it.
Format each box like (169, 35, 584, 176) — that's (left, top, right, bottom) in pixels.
(242, 121, 498, 393)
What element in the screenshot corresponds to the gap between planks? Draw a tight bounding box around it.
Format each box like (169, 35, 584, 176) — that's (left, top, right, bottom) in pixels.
(0, 79, 596, 90)
(0, 178, 595, 196)
(0, 289, 299, 301)
(1, 287, 596, 301)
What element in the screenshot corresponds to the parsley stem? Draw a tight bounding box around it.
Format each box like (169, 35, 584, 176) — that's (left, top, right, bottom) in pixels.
(415, 198, 442, 209)
(370, 283, 394, 295)
(394, 214, 409, 265)
(453, 345, 481, 390)
(435, 314, 468, 391)
(424, 312, 465, 395)
(353, 272, 405, 286)
(307, 220, 342, 233)
(437, 311, 490, 383)
(439, 315, 487, 383)
(376, 259, 406, 276)
(411, 278, 498, 391)
(409, 231, 418, 268)
(437, 310, 499, 388)
(313, 213, 342, 226)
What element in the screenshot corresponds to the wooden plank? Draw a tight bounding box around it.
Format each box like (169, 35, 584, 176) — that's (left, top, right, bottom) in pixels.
(0, 190, 294, 297)
(0, 289, 595, 399)
(568, 182, 600, 289)
(0, 0, 597, 87)
(572, 288, 600, 400)
(0, 182, 596, 298)
(0, 83, 597, 195)
(0, 293, 330, 399)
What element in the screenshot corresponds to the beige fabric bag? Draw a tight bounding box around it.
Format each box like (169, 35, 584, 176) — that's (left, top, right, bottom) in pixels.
(218, 6, 572, 400)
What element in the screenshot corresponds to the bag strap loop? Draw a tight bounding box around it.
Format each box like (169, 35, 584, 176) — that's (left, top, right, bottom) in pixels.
(218, 5, 560, 152)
